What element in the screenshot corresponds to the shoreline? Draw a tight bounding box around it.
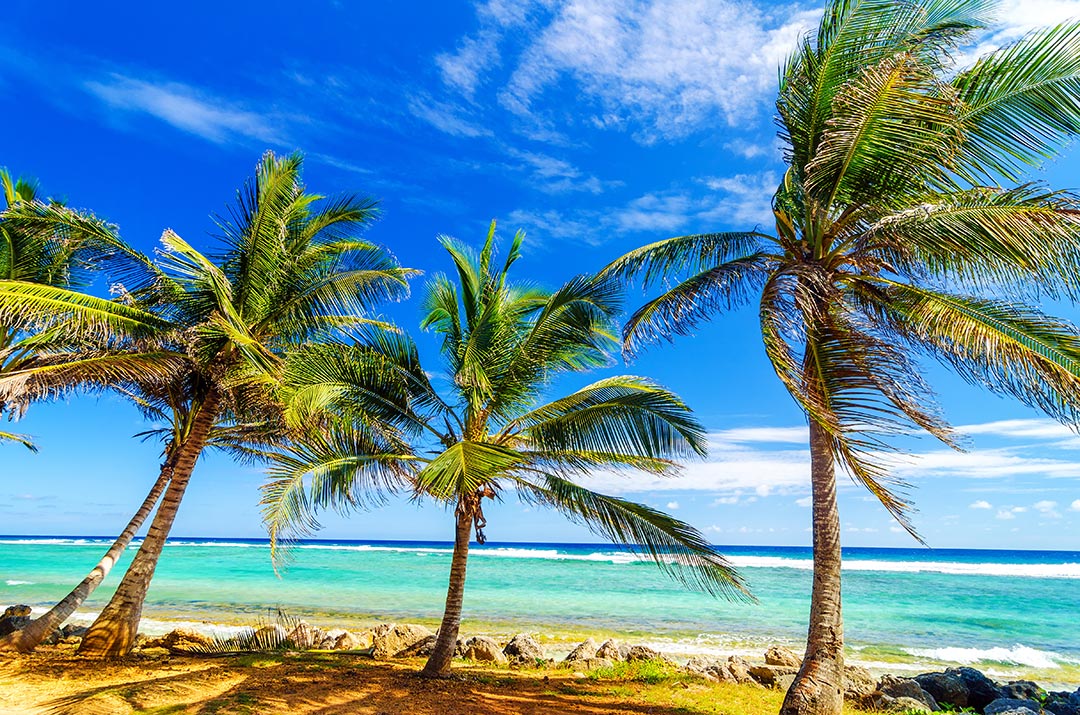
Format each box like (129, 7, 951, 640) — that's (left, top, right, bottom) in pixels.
(39, 605, 1080, 691)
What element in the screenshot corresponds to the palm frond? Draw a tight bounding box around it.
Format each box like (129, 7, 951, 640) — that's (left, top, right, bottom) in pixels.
(0, 429, 37, 451)
(414, 441, 523, 502)
(514, 472, 750, 600)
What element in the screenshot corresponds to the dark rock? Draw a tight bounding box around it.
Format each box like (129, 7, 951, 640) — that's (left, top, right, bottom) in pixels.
(948, 667, 1002, 711)
(1001, 681, 1046, 701)
(626, 645, 662, 662)
(564, 638, 598, 662)
(916, 672, 969, 708)
(3, 605, 31, 619)
(595, 638, 623, 661)
(765, 645, 801, 667)
(503, 633, 544, 660)
(749, 664, 800, 689)
(985, 698, 1042, 715)
(1045, 692, 1080, 715)
(877, 674, 938, 712)
(61, 624, 87, 638)
(844, 665, 877, 703)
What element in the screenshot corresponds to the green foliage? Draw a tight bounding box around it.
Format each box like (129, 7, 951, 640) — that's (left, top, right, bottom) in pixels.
(586, 659, 683, 685)
(262, 221, 748, 600)
(602, 0, 1080, 536)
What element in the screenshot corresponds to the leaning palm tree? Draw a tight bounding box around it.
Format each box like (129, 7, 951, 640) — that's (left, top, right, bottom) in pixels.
(602, 2, 1080, 713)
(261, 221, 749, 678)
(0, 151, 413, 657)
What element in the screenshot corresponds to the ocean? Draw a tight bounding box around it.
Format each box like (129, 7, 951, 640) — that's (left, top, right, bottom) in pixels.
(1, 537, 1077, 687)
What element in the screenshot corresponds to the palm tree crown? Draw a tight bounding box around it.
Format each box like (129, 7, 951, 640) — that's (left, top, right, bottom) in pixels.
(602, 2, 1080, 713)
(262, 220, 748, 677)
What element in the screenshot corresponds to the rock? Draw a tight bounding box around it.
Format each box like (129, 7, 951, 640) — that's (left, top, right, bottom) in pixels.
(0, 606, 31, 637)
(61, 624, 87, 638)
(749, 664, 799, 689)
(626, 645, 662, 662)
(504, 633, 544, 661)
(562, 657, 613, 671)
(1045, 692, 1080, 715)
(333, 630, 372, 651)
(985, 698, 1042, 715)
(947, 667, 1002, 711)
(371, 623, 433, 659)
(1001, 681, 1046, 701)
(564, 638, 598, 662)
(595, 638, 623, 661)
(41, 628, 63, 645)
(287, 621, 324, 649)
(400, 635, 463, 658)
(143, 628, 213, 654)
(916, 672, 969, 709)
(888, 695, 935, 713)
(722, 655, 756, 685)
(684, 657, 719, 680)
(877, 675, 938, 712)
(765, 645, 801, 668)
(844, 665, 877, 703)
(462, 636, 507, 664)
(775, 673, 797, 692)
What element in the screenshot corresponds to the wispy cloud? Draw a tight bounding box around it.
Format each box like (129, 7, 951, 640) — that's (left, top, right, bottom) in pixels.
(969, 499, 993, 509)
(84, 75, 283, 144)
(505, 148, 616, 194)
(956, 418, 1077, 440)
(407, 94, 495, 138)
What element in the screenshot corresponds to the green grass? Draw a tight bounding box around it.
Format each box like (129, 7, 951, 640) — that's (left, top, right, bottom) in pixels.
(587, 658, 686, 685)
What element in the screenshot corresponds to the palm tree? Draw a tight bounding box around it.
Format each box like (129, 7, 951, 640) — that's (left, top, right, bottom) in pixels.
(0, 151, 414, 657)
(260, 221, 749, 678)
(601, 3, 1080, 713)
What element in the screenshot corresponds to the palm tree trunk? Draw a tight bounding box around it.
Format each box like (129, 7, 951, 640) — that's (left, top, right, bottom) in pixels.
(780, 418, 845, 715)
(77, 392, 219, 658)
(0, 461, 172, 653)
(421, 500, 472, 678)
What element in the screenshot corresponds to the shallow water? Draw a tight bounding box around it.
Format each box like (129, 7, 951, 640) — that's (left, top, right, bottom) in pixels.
(2, 537, 1077, 686)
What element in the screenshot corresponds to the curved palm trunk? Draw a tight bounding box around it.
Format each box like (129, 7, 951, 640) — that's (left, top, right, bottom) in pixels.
(0, 462, 172, 652)
(77, 393, 219, 658)
(781, 418, 845, 715)
(421, 501, 472, 678)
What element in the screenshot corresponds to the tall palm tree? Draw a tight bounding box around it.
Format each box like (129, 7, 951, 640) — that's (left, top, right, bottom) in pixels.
(261, 221, 749, 678)
(0, 151, 413, 657)
(601, 2, 1080, 713)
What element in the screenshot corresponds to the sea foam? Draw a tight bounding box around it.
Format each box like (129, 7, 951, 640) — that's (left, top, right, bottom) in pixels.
(904, 644, 1078, 669)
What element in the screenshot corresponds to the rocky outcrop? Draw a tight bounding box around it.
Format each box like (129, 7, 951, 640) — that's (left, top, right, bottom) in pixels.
(563, 657, 613, 672)
(949, 666, 1003, 711)
(748, 663, 799, 689)
(843, 665, 878, 703)
(142, 629, 213, 653)
(0, 605, 32, 636)
(503, 633, 544, 663)
(625, 645, 662, 662)
(463, 636, 507, 664)
(564, 638, 598, 662)
(1045, 690, 1080, 715)
(764, 645, 801, 668)
(874, 675, 938, 712)
(1001, 681, 1046, 701)
(595, 638, 623, 661)
(371, 623, 433, 659)
(985, 698, 1042, 715)
(916, 672, 969, 708)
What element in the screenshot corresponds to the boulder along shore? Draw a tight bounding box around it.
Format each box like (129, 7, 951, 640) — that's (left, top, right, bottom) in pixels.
(3, 604, 1078, 715)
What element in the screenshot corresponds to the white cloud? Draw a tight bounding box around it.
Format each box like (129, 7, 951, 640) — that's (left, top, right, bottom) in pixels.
(724, 138, 772, 160)
(969, 500, 993, 510)
(712, 426, 808, 444)
(1033, 500, 1061, 518)
(445, 0, 819, 141)
(84, 75, 281, 144)
(666, 501, 680, 510)
(795, 496, 812, 508)
(505, 148, 615, 194)
(699, 171, 780, 228)
(956, 419, 1076, 440)
(996, 510, 1016, 520)
(1072, 499, 1080, 512)
(407, 95, 494, 138)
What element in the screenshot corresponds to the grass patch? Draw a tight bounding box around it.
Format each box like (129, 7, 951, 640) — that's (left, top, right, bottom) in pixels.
(587, 659, 685, 685)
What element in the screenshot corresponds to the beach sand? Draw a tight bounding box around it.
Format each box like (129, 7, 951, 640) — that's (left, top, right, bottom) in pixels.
(0, 645, 839, 715)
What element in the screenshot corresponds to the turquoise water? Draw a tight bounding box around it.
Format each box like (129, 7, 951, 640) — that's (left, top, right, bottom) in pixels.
(1, 537, 1078, 685)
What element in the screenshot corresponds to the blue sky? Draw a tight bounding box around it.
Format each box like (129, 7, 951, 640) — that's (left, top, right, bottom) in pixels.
(3, 0, 1080, 550)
